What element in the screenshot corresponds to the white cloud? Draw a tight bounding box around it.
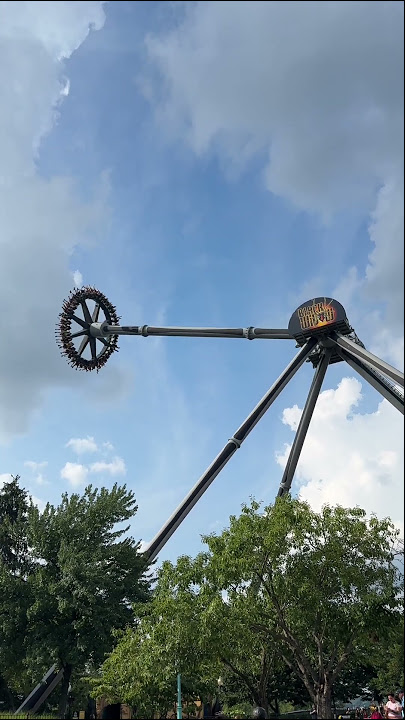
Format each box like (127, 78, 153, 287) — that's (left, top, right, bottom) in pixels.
(0, 1, 107, 441)
(102, 441, 114, 452)
(276, 377, 404, 532)
(72, 269, 83, 287)
(365, 177, 404, 328)
(60, 461, 89, 488)
(89, 456, 126, 476)
(0, 473, 13, 489)
(146, 1, 403, 213)
(24, 460, 48, 472)
(138, 540, 148, 554)
(145, 1, 403, 360)
(369, 324, 404, 372)
(60, 448, 126, 488)
(0, 2, 105, 61)
(66, 436, 99, 455)
(30, 494, 46, 512)
(24, 460, 49, 485)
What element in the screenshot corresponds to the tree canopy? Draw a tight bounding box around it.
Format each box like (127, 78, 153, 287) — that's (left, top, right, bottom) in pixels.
(1, 478, 403, 719)
(0, 476, 32, 709)
(95, 496, 403, 719)
(0, 477, 150, 717)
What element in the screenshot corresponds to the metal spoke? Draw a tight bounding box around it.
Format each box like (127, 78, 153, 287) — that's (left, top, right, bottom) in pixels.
(72, 314, 87, 329)
(90, 337, 97, 361)
(78, 336, 89, 357)
(97, 337, 110, 347)
(70, 330, 87, 339)
(81, 300, 92, 325)
(92, 303, 101, 322)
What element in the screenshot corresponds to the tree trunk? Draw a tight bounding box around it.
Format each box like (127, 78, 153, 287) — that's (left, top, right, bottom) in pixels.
(316, 687, 333, 720)
(260, 697, 269, 715)
(269, 697, 280, 716)
(58, 663, 73, 719)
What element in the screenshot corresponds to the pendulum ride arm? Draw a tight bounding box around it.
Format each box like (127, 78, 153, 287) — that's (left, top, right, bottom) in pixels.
(277, 348, 332, 497)
(90, 322, 292, 341)
(143, 337, 318, 562)
(56, 286, 294, 373)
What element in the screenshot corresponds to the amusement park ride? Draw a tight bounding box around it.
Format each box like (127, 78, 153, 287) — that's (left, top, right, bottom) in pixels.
(15, 289, 404, 717)
(55, 287, 404, 562)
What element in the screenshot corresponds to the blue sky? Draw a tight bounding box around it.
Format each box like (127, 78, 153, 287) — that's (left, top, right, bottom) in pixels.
(0, 1, 403, 563)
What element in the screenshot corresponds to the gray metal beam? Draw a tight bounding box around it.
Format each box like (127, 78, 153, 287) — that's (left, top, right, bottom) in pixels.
(339, 348, 404, 415)
(330, 332, 404, 387)
(277, 349, 332, 497)
(31, 669, 64, 715)
(14, 665, 63, 715)
(143, 337, 318, 561)
(90, 322, 293, 340)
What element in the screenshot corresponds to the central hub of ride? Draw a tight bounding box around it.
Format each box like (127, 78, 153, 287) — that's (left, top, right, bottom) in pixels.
(288, 297, 353, 366)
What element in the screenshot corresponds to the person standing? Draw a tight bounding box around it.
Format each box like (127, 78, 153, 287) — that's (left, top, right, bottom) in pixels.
(397, 690, 404, 719)
(384, 693, 402, 719)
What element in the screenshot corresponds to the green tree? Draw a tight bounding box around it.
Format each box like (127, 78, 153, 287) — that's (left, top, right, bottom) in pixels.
(199, 497, 403, 719)
(0, 476, 32, 710)
(26, 483, 151, 718)
(0, 475, 31, 574)
(369, 612, 404, 698)
(98, 496, 403, 719)
(93, 556, 220, 718)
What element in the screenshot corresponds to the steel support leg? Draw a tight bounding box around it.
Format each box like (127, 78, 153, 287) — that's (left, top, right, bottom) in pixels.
(143, 337, 318, 561)
(339, 348, 404, 415)
(277, 349, 332, 497)
(330, 332, 404, 387)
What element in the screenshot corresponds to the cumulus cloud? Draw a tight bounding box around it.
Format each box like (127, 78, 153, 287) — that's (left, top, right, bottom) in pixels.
(365, 178, 404, 328)
(24, 460, 49, 485)
(24, 460, 48, 472)
(89, 456, 126, 476)
(66, 436, 99, 455)
(60, 461, 89, 488)
(276, 377, 404, 532)
(0, 1, 107, 441)
(144, 0, 403, 359)
(138, 540, 148, 553)
(72, 269, 83, 287)
(60, 449, 126, 489)
(0, 473, 13, 489)
(30, 494, 46, 512)
(146, 2, 402, 210)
